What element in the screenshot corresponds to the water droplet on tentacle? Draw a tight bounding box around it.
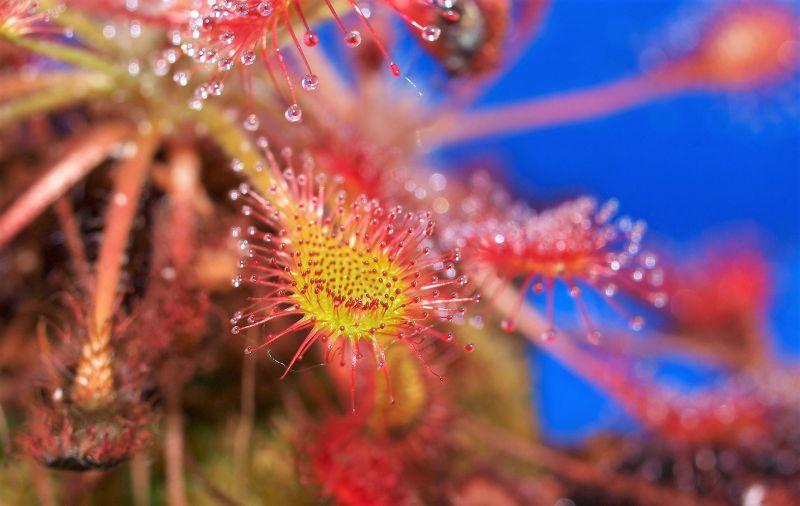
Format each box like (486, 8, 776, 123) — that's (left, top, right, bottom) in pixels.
(285, 104, 302, 123)
(501, 319, 516, 333)
(301, 73, 319, 91)
(345, 30, 362, 47)
(422, 25, 441, 42)
(243, 113, 259, 131)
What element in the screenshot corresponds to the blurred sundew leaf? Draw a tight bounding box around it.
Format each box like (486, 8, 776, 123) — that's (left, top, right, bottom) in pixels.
(455, 324, 537, 439)
(185, 415, 314, 505)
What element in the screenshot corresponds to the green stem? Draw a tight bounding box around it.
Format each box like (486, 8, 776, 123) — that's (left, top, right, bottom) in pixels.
(0, 29, 124, 78)
(39, 0, 110, 50)
(0, 71, 92, 100)
(0, 74, 113, 126)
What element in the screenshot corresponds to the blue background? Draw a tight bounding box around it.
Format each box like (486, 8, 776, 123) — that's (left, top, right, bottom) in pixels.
(434, 0, 799, 444)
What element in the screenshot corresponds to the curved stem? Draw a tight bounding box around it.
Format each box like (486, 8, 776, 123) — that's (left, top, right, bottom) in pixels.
(427, 73, 686, 146)
(54, 196, 91, 291)
(0, 73, 113, 126)
(0, 30, 125, 78)
(0, 71, 101, 100)
(91, 131, 158, 336)
(39, 0, 110, 50)
(0, 122, 133, 249)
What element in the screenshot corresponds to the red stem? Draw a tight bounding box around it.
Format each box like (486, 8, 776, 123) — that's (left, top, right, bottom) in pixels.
(92, 131, 158, 335)
(0, 122, 133, 249)
(53, 196, 91, 290)
(166, 144, 200, 270)
(428, 72, 685, 146)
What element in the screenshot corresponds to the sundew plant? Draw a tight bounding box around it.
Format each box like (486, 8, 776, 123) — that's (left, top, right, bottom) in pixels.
(0, 1, 798, 505)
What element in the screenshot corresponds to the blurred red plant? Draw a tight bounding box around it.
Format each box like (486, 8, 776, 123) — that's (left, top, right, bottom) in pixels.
(446, 194, 665, 343)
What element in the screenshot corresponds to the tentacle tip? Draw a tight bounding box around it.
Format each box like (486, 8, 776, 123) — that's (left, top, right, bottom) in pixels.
(500, 319, 516, 333)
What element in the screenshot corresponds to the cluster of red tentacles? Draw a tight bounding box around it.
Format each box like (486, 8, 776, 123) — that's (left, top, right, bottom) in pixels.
(230, 146, 477, 410)
(170, 0, 452, 121)
(445, 195, 666, 343)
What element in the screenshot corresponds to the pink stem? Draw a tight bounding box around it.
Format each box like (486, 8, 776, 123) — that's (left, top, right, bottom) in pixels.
(167, 144, 200, 270)
(0, 122, 133, 249)
(54, 196, 91, 290)
(92, 131, 158, 336)
(164, 381, 188, 506)
(429, 72, 686, 146)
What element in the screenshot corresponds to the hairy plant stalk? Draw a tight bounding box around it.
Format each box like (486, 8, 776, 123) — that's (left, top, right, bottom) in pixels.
(0, 122, 132, 249)
(72, 130, 158, 411)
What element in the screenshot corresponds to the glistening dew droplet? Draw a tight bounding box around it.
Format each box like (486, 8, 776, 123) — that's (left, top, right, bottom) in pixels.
(243, 114, 259, 131)
(345, 30, 362, 47)
(301, 73, 319, 91)
(256, 0, 273, 16)
(304, 31, 319, 47)
(629, 316, 645, 331)
(231, 155, 478, 408)
(172, 71, 189, 86)
(240, 50, 256, 66)
(218, 56, 234, 71)
(422, 25, 441, 42)
(219, 31, 235, 45)
(285, 103, 302, 123)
